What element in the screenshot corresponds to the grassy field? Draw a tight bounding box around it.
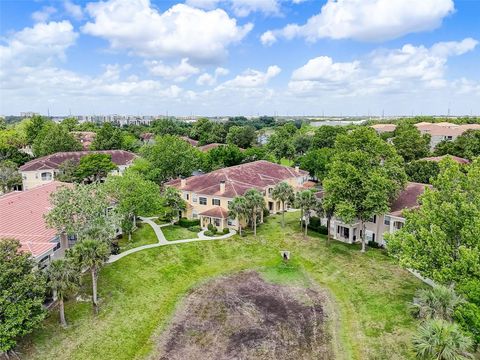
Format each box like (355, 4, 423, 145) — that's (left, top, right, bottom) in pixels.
(18, 212, 422, 360)
(161, 225, 198, 241)
(117, 223, 158, 252)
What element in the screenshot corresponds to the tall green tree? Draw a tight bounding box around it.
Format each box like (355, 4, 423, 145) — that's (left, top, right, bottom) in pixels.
(105, 172, 163, 241)
(203, 144, 244, 171)
(0, 160, 21, 193)
(46, 183, 120, 243)
(75, 153, 117, 182)
(32, 123, 82, 157)
(405, 160, 440, 184)
(311, 125, 346, 150)
(25, 115, 50, 145)
(228, 196, 248, 236)
(56, 159, 79, 183)
(295, 190, 318, 237)
(413, 319, 473, 360)
(60, 117, 78, 131)
(162, 187, 186, 221)
(271, 182, 294, 228)
(151, 118, 185, 136)
(46, 259, 80, 327)
(323, 127, 406, 252)
(392, 123, 431, 162)
(226, 125, 256, 148)
(244, 189, 266, 236)
(0, 146, 32, 166)
(300, 148, 334, 183)
(0, 239, 46, 354)
(266, 123, 297, 161)
(140, 135, 202, 183)
(90, 123, 123, 150)
(190, 118, 226, 145)
(435, 130, 480, 160)
(69, 239, 110, 313)
(387, 158, 480, 342)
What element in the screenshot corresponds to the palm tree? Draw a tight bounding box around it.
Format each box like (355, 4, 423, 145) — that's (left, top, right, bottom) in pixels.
(295, 190, 318, 237)
(412, 285, 464, 321)
(413, 319, 473, 360)
(228, 196, 247, 236)
(244, 189, 266, 236)
(271, 182, 294, 228)
(46, 258, 79, 327)
(70, 239, 110, 314)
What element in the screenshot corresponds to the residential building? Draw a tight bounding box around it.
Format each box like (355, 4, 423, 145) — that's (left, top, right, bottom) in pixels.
(166, 160, 310, 231)
(370, 122, 480, 150)
(317, 182, 430, 246)
(0, 181, 68, 266)
(71, 131, 96, 150)
(19, 150, 137, 190)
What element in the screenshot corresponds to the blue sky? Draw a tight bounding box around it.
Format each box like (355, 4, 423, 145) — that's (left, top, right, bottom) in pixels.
(0, 0, 479, 116)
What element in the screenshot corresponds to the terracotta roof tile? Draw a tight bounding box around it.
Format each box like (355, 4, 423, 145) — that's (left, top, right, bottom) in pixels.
(19, 150, 137, 171)
(199, 207, 228, 218)
(421, 155, 470, 164)
(389, 182, 430, 217)
(0, 181, 68, 258)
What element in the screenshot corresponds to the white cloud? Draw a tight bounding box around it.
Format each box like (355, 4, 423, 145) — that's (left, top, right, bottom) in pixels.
(262, 0, 454, 44)
(260, 31, 277, 46)
(145, 58, 200, 82)
(82, 0, 252, 62)
(291, 56, 359, 81)
(0, 21, 78, 68)
(64, 0, 83, 20)
(186, 0, 281, 17)
(196, 67, 229, 86)
(32, 6, 57, 22)
(217, 65, 281, 89)
(288, 38, 478, 96)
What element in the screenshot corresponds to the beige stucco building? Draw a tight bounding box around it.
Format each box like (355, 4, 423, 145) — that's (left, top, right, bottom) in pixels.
(317, 182, 429, 246)
(19, 150, 137, 190)
(167, 160, 311, 231)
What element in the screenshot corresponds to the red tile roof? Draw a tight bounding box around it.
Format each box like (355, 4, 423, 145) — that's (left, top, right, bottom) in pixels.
(19, 150, 137, 171)
(199, 207, 228, 218)
(0, 181, 67, 258)
(198, 143, 223, 152)
(167, 160, 308, 198)
(180, 136, 199, 147)
(421, 155, 470, 164)
(389, 182, 430, 217)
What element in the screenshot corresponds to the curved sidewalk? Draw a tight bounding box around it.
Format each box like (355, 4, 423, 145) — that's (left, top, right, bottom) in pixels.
(107, 219, 236, 264)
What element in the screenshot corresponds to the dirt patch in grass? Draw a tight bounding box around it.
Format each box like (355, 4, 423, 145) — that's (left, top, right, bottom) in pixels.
(153, 271, 333, 360)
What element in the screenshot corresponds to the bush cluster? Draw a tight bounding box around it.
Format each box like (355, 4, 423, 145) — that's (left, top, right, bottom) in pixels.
(307, 217, 328, 235)
(188, 225, 202, 233)
(177, 218, 200, 228)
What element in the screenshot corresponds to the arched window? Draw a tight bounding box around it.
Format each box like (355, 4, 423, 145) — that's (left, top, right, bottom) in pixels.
(41, 172, 52, 181)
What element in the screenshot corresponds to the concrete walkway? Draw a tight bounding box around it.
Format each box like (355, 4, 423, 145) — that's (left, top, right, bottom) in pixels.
(107, 219, 236, 264)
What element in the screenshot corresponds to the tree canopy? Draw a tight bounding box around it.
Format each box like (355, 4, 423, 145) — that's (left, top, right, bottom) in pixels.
(90, 123, 124, 151)
(311, 125, 346, 150)
(190, 118, 226, 145)
(266, 123, 297, 160)
(32, 123, 82, 157)
(434, 130, 480, 160)
(323, 127, 406, 252)
(405, 159, 440, 184)
(0, 160, 22, 193)
(300, 148, 334, 183)
(75, 153, 118, 183)
(392, 122, 431, 162)
(203, 144, 244, 171)
(0, 239, 46, 353)
(226, 125, 256, 148)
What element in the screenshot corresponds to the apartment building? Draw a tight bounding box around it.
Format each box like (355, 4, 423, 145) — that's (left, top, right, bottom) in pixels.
(19, 150, 137, 190)
(317, 182, 430, 246)
(166, 160, 310, 231)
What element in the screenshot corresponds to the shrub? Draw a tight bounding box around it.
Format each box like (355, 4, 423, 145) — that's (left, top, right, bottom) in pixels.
(307, 217, 328, 235)
(177, 218, 200, 228)
(204, 230, 215, 237)
(207, 224, 217, 233)
(222, 228, 230, 234)
(367, 240, 382, 248)
(188, 225, 202, 233)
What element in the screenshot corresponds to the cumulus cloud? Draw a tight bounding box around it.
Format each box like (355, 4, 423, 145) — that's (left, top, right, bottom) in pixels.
(145, 58, 200, 82)
(0, 21, 78, 67)
(196, 67, 229, 86)
(31, 6, 57, 22)
(82, 0, 253, 62)
(186, 0, 281, 17)
(288, 38, 478, 96)
(217, 65, 281, 89)
(64, 0, 83, 20)
(260, 31, 277, 46)
(262, 0, 454, 44)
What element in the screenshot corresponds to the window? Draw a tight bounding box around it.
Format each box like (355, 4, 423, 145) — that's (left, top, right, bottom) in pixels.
(184, 192, 189, 200)
(227, 218, 235, 226)
(369, 215, 376, 223)
(267, 188, 273, 195)
(53, 242, 61, 251)
(192, 210, 198, 219)
(214, 218, 221, 226)
(384, 216, 391, 226)
(365, 230, 375, 242)
(212, 198, 221, 206)
(199, 197, 207, 205)
(192, 193, 197, 202)
(41, 172, 52, 181)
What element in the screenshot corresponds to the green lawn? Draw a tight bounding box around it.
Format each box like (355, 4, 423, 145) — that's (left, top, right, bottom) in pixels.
(18, 212, 423, 360)
(117, 222, 158, 252)
(162, 225, 198, 241)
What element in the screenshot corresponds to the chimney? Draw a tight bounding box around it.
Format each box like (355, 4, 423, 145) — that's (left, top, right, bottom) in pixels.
(220, 180, 225, 194)
(180, 177, 186, 187)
